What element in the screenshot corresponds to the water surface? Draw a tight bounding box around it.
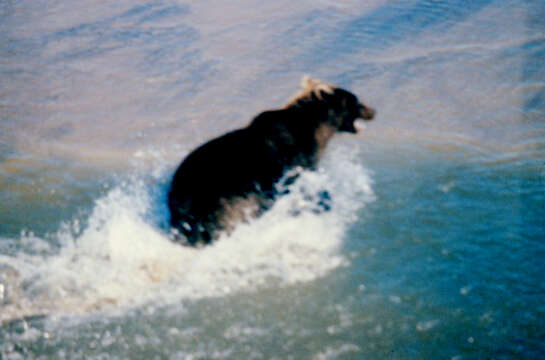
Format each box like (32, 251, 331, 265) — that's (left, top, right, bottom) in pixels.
(1, 0, 544, 358)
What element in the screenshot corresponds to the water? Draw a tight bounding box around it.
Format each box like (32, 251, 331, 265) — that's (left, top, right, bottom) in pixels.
(1, 0, 544, 358)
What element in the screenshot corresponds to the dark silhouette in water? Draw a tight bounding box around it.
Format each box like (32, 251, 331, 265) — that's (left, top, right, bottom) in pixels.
(168, 76, 375, 245)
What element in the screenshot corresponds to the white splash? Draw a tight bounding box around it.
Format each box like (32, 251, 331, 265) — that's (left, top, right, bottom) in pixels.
(0, 145, 374, 320)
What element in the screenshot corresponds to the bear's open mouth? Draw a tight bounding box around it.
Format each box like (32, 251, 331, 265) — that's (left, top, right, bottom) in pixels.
(354, 120, 368, 132)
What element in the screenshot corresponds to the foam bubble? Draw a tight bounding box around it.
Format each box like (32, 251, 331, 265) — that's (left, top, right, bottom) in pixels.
(0, 145, 374, 320)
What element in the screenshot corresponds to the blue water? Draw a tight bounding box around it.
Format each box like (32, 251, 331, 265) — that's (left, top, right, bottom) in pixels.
(1, 0, 544, 359)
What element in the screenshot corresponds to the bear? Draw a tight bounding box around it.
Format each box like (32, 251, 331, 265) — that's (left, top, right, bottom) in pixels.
(168, 76, 375, 245)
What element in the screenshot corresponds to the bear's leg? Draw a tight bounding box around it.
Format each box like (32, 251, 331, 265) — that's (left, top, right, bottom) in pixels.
(170, 213, 213, 246)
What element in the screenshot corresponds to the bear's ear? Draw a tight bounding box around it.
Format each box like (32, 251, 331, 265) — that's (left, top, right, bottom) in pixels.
(300, 75, 316, 90)
(300, 75, 334, 99)
(286, 76, 336, 107)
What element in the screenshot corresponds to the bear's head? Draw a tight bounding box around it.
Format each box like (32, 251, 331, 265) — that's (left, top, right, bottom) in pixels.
(287, 76, 375, 133)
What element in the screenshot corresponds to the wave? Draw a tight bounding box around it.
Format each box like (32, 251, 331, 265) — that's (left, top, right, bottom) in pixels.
(0, 145, 374, 321)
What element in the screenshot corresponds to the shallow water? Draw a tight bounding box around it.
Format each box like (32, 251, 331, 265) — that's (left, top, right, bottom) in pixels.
(1, 0, 544, 359)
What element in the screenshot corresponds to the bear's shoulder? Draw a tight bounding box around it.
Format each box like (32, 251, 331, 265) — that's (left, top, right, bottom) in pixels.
(249, 109, 292, 129)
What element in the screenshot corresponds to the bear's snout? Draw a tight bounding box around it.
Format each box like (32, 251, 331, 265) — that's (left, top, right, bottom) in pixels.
(359, 104, 375, 121)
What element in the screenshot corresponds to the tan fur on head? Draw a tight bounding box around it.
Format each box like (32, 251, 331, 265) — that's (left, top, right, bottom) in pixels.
(300, 75, 334, 94)
(285, 75, 335, 107)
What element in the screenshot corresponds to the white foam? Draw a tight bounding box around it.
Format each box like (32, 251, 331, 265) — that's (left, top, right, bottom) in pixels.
(0, 145, 374, 320)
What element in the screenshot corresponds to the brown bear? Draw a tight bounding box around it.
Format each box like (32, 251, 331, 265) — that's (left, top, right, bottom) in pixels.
(168, 76, 375, 245)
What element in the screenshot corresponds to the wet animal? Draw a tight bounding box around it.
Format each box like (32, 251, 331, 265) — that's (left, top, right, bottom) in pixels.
(168, 76, 375, 245)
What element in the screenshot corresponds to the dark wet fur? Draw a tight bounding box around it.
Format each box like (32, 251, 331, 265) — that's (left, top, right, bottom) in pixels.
(168, 85, 374, 245)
